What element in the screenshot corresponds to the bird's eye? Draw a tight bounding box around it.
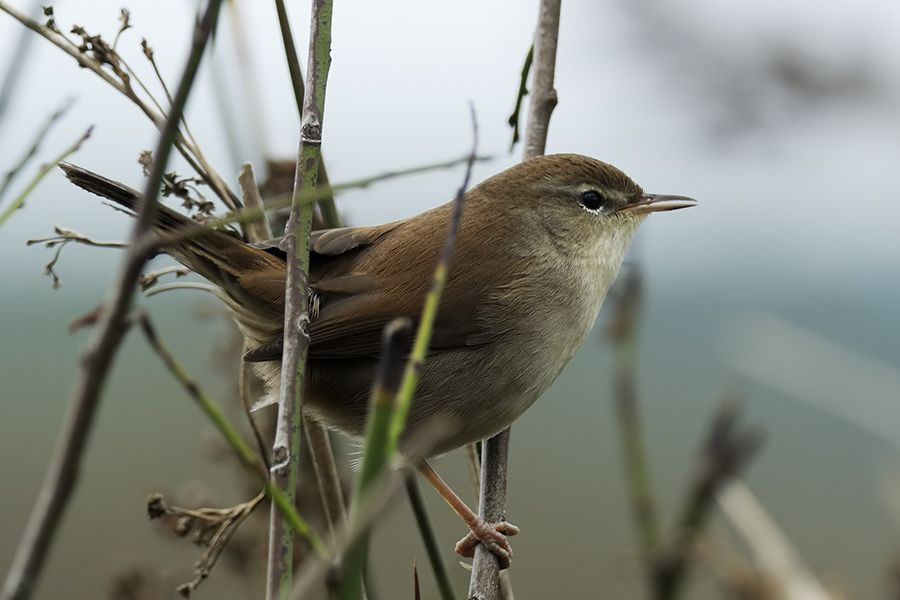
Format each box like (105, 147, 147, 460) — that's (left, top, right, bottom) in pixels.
(579, 190, 607, 212)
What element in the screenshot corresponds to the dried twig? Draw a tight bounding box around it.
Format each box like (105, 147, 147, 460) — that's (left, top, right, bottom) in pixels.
(147, 492, 264, 597)
(718, 479, 830, 600)
(136, 313, 324, 551)
(0, 96, 73, 203)
(0, 1, 240, 211)
(25, 226, 127, 289)
(1, 4, 224, 598)
(653, 398, 762, 598)
(0, 126, 92, 228)
(267, 0, 335, 597)
(469, 2, 560, 598)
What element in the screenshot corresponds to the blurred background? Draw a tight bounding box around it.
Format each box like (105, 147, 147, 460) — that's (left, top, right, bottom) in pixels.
(2, 0, 900, 597)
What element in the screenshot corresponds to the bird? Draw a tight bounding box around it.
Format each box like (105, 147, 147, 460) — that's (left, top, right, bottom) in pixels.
(60, 153, 695, 566)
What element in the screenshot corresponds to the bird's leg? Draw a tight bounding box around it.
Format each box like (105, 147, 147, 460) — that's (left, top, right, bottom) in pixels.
(417, 461, 519, 568)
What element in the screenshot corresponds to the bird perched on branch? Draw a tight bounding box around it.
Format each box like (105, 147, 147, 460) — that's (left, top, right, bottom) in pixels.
(61, 154, 695, 567)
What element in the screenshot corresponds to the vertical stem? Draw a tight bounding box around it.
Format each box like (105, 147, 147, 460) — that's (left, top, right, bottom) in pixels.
(467, 432, 511, 600)
(266, 0, 334, 598)
(468, 2, 560, 599)
(1, 2, 224, 599)
(405, 477, 456, 600)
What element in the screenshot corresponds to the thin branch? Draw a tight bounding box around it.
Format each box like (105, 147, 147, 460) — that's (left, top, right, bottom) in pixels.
(718, 479, 830, 600)
(0, 96, 73, 203)
(267, 0, 335, 597)
(1, 4, 224, 598)
(304, 419, 348, 543)
(136, 313, 325, 558)
(522, 0, 560, 161)
(289, 419, 451, 600)
(0, 1, 241, 212)
(653, 397, 763, 599)
(267, 3, 350, 537)
(273, 0, 341, 226)
(405, 477, 455, 600)
(469, 2, 560, 598)
(606, 264, 662, 567)
(25, 225, 127, 289)
(0, 0, 40, 135)
(0, 126, 92, 227)
(386, 106, 479, 452)
(506, 44, 533, 152)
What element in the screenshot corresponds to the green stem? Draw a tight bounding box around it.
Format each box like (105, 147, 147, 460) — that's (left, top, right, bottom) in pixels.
(267, 0, 335, 597)
(405, 476, 455, 600)
(0, 126, 91, 227)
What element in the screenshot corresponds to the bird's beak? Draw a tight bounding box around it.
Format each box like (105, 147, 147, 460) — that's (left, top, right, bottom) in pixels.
(619, 194, 698, 215)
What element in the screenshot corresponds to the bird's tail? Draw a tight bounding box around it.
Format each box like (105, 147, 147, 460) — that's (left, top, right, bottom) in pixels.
(60, 163, 287, 341)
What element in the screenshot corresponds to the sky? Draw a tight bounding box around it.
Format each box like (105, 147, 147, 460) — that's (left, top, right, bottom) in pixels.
(2, 0, 900, 300)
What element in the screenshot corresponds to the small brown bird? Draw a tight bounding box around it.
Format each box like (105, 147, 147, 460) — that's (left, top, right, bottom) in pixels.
(61, 154, 695, 565)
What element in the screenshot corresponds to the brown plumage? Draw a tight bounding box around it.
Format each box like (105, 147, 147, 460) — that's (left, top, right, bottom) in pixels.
(61, 155, 693, 456)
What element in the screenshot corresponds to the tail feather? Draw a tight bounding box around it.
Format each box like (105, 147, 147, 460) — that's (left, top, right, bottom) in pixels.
(60, 162, 194, 233)
(60, 163, 288, 340)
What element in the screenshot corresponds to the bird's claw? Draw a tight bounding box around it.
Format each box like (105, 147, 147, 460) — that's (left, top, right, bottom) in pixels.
(455, 520, 520, 569)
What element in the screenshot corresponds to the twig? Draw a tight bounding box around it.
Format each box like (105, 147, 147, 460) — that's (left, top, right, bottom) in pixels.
(269, 2, 349, 543)
(0, 96, 73, 203)
(273, 0, 341, 226)
(236, 164, 275, 471)
(25, 225, 127, 289)
(465, 443, 482, 503)
(289, 419, 451, 600)
(1, 4, 224, 598)
(386, 105, 479, 452)
(606, 264, 662, 567)
(0, 0, 40, 135)
(405, 477, 455, 600)
(136, 313, 325, 555)
(718, 479, 830, 600)
(506, 44, 533, 152)
(237, 163, 274, 241)
(522, 0, 560, 161)
(267, 0, 335, 597)
(0, 1, 241, 211)
(147, 491, 265, 597)
(469, 2, 560, 598)
(468, 432, 512, 600)
(0, 126, 92, 227)
(304, 420, 348, 543)
(653, 398, 763, 599)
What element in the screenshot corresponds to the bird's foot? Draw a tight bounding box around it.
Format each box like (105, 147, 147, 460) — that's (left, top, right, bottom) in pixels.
(454, 520, 520, 569)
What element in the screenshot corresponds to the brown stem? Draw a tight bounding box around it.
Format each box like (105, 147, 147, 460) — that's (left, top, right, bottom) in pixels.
(468, 1, 560, 599)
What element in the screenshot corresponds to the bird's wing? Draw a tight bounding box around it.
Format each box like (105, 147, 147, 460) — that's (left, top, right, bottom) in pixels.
(246, 217, 493, 362)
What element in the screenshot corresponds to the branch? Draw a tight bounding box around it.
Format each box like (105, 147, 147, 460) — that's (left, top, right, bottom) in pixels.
(386, 105, 479, 452)
(469, 1, 560, 598)
(0, 96, 73, 203)
(1, 3, 224, 598)
(271, 0, 348, 546)
(653, 397, 763, 598)
(606, 264, 662, 567)
(0, 125, 92, 228)
(267, 0, 335, 597)
(0, 1, 240, 211)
